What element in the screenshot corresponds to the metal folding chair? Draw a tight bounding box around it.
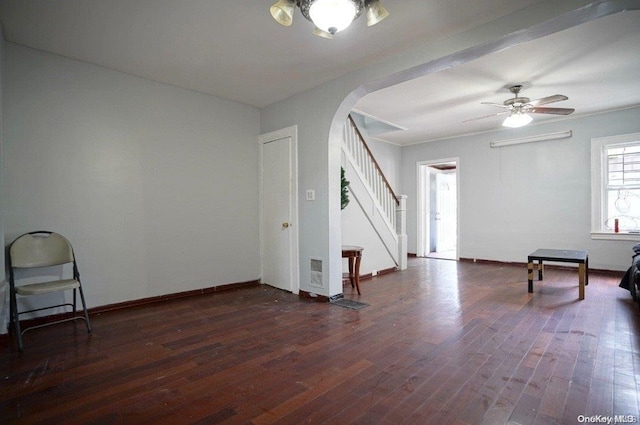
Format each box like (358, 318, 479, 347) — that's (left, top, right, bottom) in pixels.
(8, 231, 92, 351)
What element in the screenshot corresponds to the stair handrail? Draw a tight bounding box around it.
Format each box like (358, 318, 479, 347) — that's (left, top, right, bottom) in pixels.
(347, 114, 399, 206)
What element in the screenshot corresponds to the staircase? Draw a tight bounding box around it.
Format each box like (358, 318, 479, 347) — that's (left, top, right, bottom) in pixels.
(342, 115, 407, 270)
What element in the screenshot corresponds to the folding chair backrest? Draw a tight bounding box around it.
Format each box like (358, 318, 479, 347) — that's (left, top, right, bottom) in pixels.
(10, 232, 75, 269)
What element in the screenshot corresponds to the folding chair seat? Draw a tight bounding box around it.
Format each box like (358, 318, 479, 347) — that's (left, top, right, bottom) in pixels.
(8, 231, 92, 351)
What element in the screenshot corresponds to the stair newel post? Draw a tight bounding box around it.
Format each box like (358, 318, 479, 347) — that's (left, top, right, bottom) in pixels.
(396, 195, 408, 270)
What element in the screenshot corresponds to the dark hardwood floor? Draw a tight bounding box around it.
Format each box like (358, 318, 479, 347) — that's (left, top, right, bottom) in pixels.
(2, 258, 639, 424)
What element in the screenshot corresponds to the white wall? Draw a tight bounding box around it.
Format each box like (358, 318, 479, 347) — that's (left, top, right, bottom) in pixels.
(402, 107, 640, 271)
(3, 44, 261, 323)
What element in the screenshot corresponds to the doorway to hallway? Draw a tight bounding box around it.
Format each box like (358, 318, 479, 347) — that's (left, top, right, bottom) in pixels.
(417, 159, 458, 260)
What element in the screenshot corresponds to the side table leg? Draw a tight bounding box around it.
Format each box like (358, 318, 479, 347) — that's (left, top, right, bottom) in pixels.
(579, 263, 585, 300)
(348, 256, 355, 288)
(528, 260, 534, 293)
(354, 253, 362, 295)
(538, 260, 544, 280)
(585, 256, 589, 286)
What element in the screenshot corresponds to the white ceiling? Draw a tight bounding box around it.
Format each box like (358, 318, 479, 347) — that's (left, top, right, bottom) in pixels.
(0, 1, 638, 145)
(0, 0, 544, 107)
(355, 9, 640, 145)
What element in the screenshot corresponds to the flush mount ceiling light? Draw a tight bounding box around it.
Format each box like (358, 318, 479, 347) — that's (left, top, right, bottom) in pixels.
(270, 0, 389, 39)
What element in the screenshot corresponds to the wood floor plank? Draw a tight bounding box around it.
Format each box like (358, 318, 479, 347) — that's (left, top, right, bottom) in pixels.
(251, 359, 374, 425)
(2, 258, 639, 424)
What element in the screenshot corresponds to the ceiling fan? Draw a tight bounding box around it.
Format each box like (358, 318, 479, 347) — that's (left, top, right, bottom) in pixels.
(466, 85, 575, 128)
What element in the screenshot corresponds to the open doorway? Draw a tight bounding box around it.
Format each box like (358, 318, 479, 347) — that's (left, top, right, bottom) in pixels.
(417, 159, 458, 260)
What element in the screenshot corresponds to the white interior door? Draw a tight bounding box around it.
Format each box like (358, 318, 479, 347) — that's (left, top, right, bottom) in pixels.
(260, 129, 298, 293)
(417, 163, 429, 257)
(436, 172, 457, 252)
(417, 159, 459, 259)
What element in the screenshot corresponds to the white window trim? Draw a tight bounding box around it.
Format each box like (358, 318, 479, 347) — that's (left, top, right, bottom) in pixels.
(591, 132, 640, 240)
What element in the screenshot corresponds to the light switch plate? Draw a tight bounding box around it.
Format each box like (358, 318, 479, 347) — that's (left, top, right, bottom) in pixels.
(306, 189, 315, 201)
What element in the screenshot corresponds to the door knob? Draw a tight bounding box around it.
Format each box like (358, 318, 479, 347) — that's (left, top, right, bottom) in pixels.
(282, 222, 290, 228)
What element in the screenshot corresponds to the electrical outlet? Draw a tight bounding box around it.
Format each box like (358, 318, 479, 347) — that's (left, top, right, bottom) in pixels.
(306, 189, 315, 201)
(372, 270, 378, 276)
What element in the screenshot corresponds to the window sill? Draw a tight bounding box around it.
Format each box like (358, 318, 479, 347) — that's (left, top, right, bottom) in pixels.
(591, 231, 640, 241)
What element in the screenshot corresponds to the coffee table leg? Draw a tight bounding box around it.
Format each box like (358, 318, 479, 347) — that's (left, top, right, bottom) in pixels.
(528, 261, 534, 293)
(579, 263, 585, 300)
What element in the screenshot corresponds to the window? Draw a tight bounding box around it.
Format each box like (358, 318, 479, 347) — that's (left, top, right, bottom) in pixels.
(591, 132, 640, 240)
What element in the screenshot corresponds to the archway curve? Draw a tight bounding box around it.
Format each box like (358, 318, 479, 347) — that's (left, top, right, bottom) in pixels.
(326, 0, 638, 296)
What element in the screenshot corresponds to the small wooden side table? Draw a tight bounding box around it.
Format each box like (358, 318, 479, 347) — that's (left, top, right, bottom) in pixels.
(527, 248, 588, 300)
(342, 245, 364, 295)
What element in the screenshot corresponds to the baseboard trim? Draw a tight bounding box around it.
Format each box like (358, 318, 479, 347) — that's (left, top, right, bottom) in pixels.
(357, 266, 397, 281)
(91, 279, 260, 315)
(299, 290, 332, 302)
(378, 266, 397, 277)
(1, 279, 260, 341)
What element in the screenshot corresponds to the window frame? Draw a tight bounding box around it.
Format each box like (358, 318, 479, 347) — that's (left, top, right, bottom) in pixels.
(591, 132, 640, 240)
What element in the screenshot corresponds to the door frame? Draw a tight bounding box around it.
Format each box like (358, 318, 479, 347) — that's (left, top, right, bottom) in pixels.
(416, 158, 459, 259)
(259, 125, 300, 294)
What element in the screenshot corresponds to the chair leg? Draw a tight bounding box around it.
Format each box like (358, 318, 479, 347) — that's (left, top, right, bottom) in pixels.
(9, 289, 14, 334)
(78, 286, 92, 333)
(10, 290, 24, 351)
(15, 324, 23, 352)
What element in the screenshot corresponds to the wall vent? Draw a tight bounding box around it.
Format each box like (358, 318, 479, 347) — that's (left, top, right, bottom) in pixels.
(310, 258, 323, 287)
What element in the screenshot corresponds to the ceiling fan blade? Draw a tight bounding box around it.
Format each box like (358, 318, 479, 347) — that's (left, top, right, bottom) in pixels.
(480, 102, 509, 108)
(528, 94, 568, 106)
(529, 107, 575, 115)
(463, 111, 510, 123)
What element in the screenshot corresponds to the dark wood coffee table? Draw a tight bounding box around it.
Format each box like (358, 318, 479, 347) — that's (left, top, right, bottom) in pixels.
(527, 249, 588, 300)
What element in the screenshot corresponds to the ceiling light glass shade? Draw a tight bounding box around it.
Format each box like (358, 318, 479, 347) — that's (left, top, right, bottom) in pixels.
(312, 27, 335, 39)
(502, 112, 533, 128)
(309, 0, 358, 35)
(270, 0, 296, 26)
(365, 0, 389, 26)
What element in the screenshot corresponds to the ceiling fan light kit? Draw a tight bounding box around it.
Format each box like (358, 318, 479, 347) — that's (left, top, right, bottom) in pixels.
(502, 111, 533, 128)
(270, 0, 389, 38)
